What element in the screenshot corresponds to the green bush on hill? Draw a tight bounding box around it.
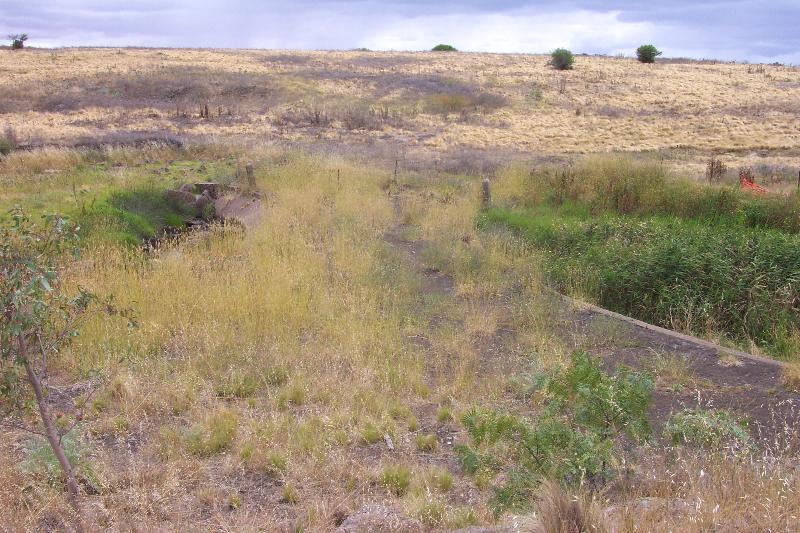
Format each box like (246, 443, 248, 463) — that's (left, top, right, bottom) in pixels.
(550, 48, 574, 70)
(636, 44, 662, 63)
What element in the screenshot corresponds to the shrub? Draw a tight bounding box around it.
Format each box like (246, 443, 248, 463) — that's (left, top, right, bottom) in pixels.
(456, 352, 653, 513)
(0, 138, 11, 156)
(550, 48, 574, 70)
(664, 408, 750, 449)
(379, 464, 412, 496)
(432, 44, 458, 52)
(9, 33, 28, 50)
(636, 44, 662, 63)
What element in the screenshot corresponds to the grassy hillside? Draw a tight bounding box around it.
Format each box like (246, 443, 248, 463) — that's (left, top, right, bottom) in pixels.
(1, 48, 799, 182)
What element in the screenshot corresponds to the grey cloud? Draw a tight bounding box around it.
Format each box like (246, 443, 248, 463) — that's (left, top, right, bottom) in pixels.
(1, 1, 798, 62)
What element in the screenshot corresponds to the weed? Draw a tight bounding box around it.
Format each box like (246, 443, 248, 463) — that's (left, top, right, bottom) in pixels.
(664, 408, 750, 450)
(277, 382, 305, 409)
(379, 464, 412, 496)
(228, 492, 242, 510)
(481, 191, 800, 357)
(241, 442, 289, 477)
(22, 432, 102, 493)
(416, 500, 446, 527)
(782, 364, 800, 392)
(215, 370, 260, 399)
(426, 467, 453, 492)
(536, 479, 609, 532)
(448, 507, 479, 528)
(457, 352, 653, 513)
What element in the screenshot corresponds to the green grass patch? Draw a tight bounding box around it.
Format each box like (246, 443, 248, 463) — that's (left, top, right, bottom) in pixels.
(2, 157, 236, 247)
(480, 205, 800, 359)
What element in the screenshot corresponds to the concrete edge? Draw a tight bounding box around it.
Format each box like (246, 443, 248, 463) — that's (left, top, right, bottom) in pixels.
(554, 292, 787, 369)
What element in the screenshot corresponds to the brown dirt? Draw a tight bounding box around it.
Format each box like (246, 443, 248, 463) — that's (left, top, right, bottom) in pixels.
(571, 306, 800, 443)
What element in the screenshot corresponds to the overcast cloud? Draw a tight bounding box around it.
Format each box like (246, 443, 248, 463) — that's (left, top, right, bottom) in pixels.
(2, 1, 798, 63)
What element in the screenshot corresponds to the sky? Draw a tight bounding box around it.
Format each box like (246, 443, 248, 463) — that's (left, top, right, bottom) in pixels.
(2, 1, 798, 63)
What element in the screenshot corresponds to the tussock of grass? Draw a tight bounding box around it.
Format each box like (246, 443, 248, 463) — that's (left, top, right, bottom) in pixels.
(415, 433, 437, 452)
(185, 408, 238, 456)
(379, 464, 412, 496)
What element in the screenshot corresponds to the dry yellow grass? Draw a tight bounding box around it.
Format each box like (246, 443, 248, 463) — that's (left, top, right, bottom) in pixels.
(1, 144, 798, 531)
(2, 48, 799, 177)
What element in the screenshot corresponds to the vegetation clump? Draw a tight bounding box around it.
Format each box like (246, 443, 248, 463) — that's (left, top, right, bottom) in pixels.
(8, 33, 28, 49)
(455, 351, 653, 514)
(379, 464, 412, 496)
(636, 44, 662, 63)
(484, 156, 800, 357)
(550, 48, 575, 70)
(432, 44, 458, 52)
(664, 408, 750, 449)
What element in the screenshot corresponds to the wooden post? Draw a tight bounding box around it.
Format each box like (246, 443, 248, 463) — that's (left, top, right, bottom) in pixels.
(245, 162, 255, 189)
(481, 178, 491, 207)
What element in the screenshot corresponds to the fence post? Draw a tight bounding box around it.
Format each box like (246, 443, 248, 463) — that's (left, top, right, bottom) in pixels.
(481, 178, 491, 207)
(245, 162, 255, 189)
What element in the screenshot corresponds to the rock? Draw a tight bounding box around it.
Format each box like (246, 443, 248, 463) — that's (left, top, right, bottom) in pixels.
(195, 182, 220, 198)
(178, 183, 195, 193)
(335, 505, 424, 533)
(166, 189, 198, 210)
(195, 190, 215, 216)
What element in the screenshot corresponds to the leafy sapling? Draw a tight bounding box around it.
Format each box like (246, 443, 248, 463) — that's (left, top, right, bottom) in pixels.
(0, 209, 134, 524)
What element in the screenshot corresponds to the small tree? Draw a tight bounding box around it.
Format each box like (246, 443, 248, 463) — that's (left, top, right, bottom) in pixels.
(551, 48, 574, 70)
(9, 34, 28, 49)
(636, 44, 662, 63)
(0, 210, 108, 527)
(432, 44, 457, 52)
